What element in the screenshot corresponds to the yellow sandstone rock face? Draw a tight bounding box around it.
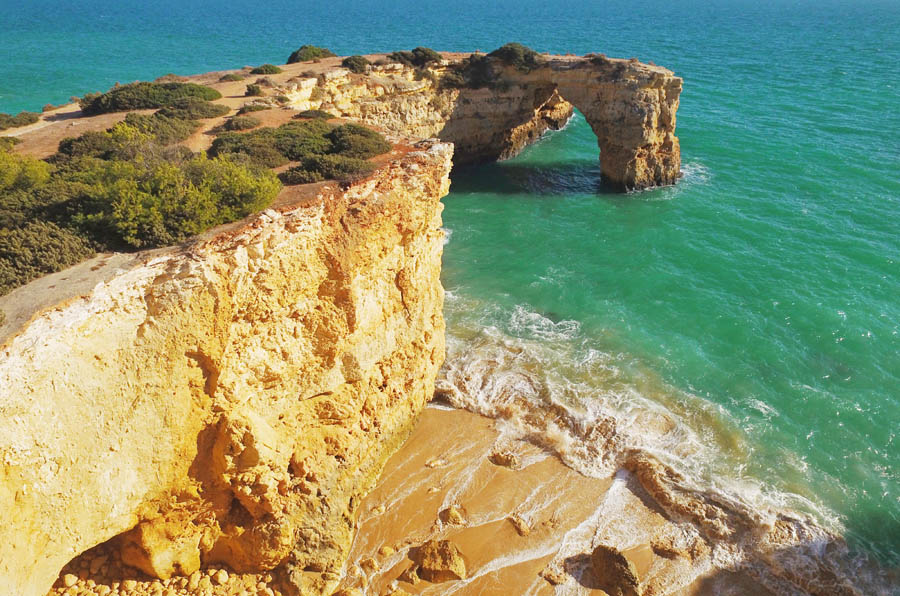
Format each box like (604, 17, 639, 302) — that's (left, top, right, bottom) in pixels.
(280, 55, 682, 190)
(0, 142, 452, 596)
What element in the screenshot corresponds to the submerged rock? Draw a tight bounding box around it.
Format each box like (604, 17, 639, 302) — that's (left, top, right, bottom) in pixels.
(590, 544, 642, 596)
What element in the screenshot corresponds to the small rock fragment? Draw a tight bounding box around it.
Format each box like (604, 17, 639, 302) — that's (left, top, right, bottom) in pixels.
(414, 539, 466, 582)
(425, 457, 448, 468)
(507, 514, 530, 536)
(488, 449, 519, 468)
(63, 574, 78, 587)
(440, 505, 466, 525)
(539, 565, 566, 586)
(378, 545, 396, 557)
(122, 579, 138, 590)
(398, 565, 421, 585)
(590, 544, 642, 596)
(360, 557, 379, 573)
(212, 569, 229, 585)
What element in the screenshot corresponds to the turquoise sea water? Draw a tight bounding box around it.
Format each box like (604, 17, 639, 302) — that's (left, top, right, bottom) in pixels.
(2, 0, 898, 573)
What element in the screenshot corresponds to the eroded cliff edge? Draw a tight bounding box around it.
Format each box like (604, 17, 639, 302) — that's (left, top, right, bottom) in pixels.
(0, 141, 451, 596)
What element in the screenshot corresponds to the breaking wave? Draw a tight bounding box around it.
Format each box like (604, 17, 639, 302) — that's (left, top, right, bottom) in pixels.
(435, 292, 896, 595)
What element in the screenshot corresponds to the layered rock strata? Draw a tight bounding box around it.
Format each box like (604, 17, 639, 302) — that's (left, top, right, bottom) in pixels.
(278, 55, 681, 190)
(0, 141, 452, 596)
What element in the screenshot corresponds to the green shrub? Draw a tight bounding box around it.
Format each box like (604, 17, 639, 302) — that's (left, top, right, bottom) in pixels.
(120, 113, 199, 144)
(210, 119, 388, 179)
(287, 45, 336, 64)
(56, 114, 197, 161)
(219, 73, 244, 82)
(290, 154, 375, 183)
(278, 167, 324, 185)
(456, 54, 496, 88)
(80, 82, 222, 115)
(325, 123, 391, 159)
(237, 104, 271, 115)
(250, 64, 283, 75)
(209, 132, 289, 168)
(0, 111, 40, 131)
(0, 137, 22, 152)
(487, 43, 544, 72)
(341, 55, 370, 74)
(245, 84, 263, 97)
(439, 70, 467, 89)
(65, 155, 280, 248)
(157, 97, 229, 119)
(0, 221, 95, 295)
(388, 47, 442, 68)
(224, 115, 261, 131)
(0, 151, 53, 192)
(293, 109, 335, 120)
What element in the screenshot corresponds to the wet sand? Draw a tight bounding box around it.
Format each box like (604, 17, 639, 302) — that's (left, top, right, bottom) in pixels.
(338, 405, 771, 595)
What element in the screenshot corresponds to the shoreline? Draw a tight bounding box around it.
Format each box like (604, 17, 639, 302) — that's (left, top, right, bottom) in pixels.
(339, 405, 771, 595)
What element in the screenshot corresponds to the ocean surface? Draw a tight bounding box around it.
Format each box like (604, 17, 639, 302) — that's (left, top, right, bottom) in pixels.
(2, 0, 898, 578)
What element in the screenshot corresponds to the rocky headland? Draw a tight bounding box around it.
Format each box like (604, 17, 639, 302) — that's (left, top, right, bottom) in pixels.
(1, 49, 888, 596)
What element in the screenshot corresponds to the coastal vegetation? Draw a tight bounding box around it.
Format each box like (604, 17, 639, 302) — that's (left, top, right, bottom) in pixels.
(250, 64, 283, 75)
(287, 45, 336, 64)
(0, 111, 40, 131)
(0, 105, 281, 295)
(209, 119, 390, 178)
(341, 55, 370, 74)
(157, 97, 230, 120)
(219, 73, 244, 82)
(0, 137, 22, 151)
(388, 47, 442, 68)
(237, 104, 270, 115)
(245, 84, 263, 97)
(224, 115, 260, 131)
(79, 82, 221, 115)
(294, 109, 335, 120)
(441, 43, 546, 89)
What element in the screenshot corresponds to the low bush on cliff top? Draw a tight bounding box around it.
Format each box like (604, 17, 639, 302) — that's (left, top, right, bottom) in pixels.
(341, 55, 370, 74)
(279, 154, 375, 185)
(55, 113, 200, 161)
(250, 64, 283, 75)
(210, 119, 389, 185)
(219, 73, 244, 82)
(0, 105, 281, 295)
(224, 115, 261, 131)
(79, 82, 222, 115)
(245, 84, 263, 97)
(0, 111, 40, 131)
(0, 137, 22, 152)
(293, 109, 335, 120)
(388, 47, 442, 68)
(287, 45, 336, 64)
(238, 104, 271, 115)
(0, 222, 95, 295)
(488, 43, 544, 72)
(325, 123, 391, 159)
(157, 97, 230, 120)
(446, 43, 546, 89)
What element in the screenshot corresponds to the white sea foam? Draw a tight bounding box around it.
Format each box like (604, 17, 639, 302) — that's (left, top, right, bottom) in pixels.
(435, 296, 894, 594)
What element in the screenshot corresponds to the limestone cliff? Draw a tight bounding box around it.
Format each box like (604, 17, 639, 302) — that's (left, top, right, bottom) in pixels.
(0, 141, 452, 596)
(277, 54, 681, 190)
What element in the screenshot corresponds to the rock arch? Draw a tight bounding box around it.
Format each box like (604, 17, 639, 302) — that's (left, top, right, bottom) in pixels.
(284, 53, 683, 191)
(435, 56, 682, 191)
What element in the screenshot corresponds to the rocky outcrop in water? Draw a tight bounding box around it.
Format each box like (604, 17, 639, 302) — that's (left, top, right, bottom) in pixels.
(279, 54, 682, 190)
(0, 142, 451, 596)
